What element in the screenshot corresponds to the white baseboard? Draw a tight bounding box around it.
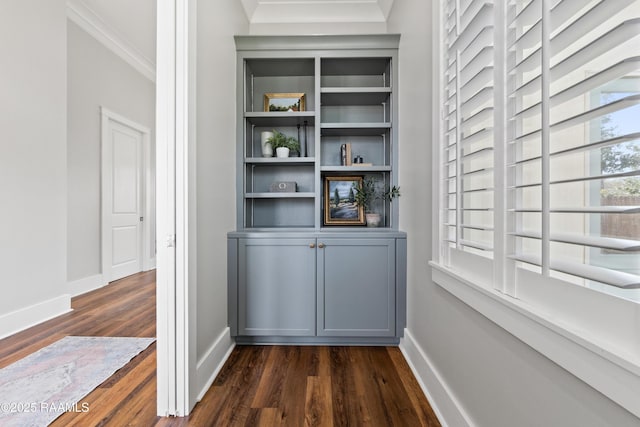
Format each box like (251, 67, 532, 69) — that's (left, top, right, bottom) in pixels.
(399, 328, 474, 427)
(0, 295, 72, 340)
(67, 274, 106, 297)
(196, 327, 235, 401)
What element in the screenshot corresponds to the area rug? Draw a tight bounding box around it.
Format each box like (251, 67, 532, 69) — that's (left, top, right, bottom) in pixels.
(0, 336, 155, 427)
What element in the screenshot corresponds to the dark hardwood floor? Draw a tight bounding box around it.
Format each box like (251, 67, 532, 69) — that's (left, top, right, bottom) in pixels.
(0, 271, 440, 426)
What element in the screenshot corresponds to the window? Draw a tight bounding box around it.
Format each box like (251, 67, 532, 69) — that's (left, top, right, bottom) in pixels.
(435, 0, 640, 415)
(439, 0, 640, 298)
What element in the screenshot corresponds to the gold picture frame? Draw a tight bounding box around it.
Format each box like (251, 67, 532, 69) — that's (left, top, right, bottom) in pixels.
(264, 92, 306, 112)
(323, 176, 365, 226)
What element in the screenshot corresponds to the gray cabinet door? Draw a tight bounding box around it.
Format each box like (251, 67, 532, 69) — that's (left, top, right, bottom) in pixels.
(317, 238, 395, 336)
(238, 238, 316, 336)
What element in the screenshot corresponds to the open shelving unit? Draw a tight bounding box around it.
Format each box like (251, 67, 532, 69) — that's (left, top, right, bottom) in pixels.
(235, 36, 400, 230)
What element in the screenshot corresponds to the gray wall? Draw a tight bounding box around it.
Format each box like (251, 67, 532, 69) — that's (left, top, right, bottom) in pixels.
(387, 1, 639, 426)
(0, 0, 68, 316)
(195, 0, 249, 361)
(67, 20, 156, 283)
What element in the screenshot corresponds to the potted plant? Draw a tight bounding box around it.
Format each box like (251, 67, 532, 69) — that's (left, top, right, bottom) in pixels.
(266, 129, 300, 158)
(353, 176, 401, 227)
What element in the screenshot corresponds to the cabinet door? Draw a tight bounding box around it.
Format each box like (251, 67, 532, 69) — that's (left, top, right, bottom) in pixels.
(238, 238, 316, 336)
(317, 238, 395, 336)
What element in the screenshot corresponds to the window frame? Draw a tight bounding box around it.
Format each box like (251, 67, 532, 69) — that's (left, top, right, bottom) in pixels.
(431, 0, 640, 418)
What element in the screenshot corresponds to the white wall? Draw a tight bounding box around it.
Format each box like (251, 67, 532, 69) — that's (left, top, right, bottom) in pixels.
(0, 0, 69, 335)
(387, 1, 640, 426)
(67, 20, 156, 286)
(193, 0, 248, 390)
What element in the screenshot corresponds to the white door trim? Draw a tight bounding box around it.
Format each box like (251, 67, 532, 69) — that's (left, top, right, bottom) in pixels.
(156, 0, 197, 416)
(100, 107, 152, 284)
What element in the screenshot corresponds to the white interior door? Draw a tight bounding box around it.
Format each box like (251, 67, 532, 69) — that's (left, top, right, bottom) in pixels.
(102, 109, 149, 283)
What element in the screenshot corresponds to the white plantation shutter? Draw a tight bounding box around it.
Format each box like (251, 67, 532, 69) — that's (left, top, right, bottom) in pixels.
(442, 0, 496, 277)
(506, 0, 640, 293)
(440, 0, 640, 297)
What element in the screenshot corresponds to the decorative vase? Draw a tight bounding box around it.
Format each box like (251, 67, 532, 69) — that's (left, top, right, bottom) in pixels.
(276, 147, 290, 158)
(365, 213, 381, 227)
(261, 131, 274, 157)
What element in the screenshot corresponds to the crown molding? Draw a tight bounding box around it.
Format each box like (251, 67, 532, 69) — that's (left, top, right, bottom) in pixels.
(240, 0, 395, 24)
(66, 0, 156, 82)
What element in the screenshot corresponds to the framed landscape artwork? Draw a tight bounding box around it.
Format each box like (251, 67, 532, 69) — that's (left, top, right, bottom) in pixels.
(324, 176, 365, 226)
(264, 93, 306, 112)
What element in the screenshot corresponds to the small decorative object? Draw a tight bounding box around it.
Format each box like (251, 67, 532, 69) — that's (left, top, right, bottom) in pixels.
(264, 93, 306, 112)
(260, 131, 274, 157)
(266, 129, 300, 158)
(323, 176, 365, 226)
(270, 181, 297, 192)
(365, 213, 382, 227)
(353, 176, 401, 227)
(340, 143, 352, 166)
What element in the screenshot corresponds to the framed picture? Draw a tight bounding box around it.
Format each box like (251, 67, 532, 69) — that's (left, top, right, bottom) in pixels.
(264, 93, 306, 112)
(323, 176, 365, 226)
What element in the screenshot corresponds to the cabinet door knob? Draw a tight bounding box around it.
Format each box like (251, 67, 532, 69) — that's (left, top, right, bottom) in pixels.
(309, 243, 316, 248)
(318, 243, 325, 248)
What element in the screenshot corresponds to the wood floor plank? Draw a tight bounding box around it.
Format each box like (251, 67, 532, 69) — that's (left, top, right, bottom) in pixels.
(280, 347, 315, 426)
(192, 346, 269, 426)
(329, 346, 362, 426)
(387, 347, 442, 427)
(368, 346, 423, 425)
(251, 346, 289, 408)
(255, 408, 284, 427)
(305, 376, 334, 427)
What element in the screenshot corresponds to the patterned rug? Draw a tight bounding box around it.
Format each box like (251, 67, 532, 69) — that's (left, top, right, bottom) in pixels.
(0, 336, 155, 427)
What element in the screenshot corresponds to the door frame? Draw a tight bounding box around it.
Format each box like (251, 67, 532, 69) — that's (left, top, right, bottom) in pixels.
(156, 0, 197, 416)
(100, 107, 153, 284)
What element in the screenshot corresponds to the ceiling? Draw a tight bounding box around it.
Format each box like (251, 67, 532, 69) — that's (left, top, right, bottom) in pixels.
(66, 0, 395, 80)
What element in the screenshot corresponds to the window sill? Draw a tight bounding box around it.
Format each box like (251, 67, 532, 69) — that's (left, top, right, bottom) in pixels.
(430, 261, 640, 418)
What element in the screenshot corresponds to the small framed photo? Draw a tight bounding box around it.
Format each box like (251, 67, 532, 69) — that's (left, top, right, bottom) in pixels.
(323, 176, 365, 226)
(264, 93, 306, 112)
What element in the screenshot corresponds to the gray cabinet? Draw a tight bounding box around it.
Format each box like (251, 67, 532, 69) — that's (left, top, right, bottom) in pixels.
(229, 233, 406, 344)
(237, 238, 316, 336)
(317, 238, 395, 336)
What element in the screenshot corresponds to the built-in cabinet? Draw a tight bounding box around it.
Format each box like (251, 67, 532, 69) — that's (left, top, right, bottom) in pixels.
(228, 233, 406, 344)
(237, 238, 316, 336)
(317, 238, 396, 337)
(229, 35, 405, 344)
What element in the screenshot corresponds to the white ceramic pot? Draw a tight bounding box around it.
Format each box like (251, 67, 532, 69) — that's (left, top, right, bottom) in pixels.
(365, 213, 381, 227)
(261, 131, 274, 157)
(276, 147, 290, 158)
